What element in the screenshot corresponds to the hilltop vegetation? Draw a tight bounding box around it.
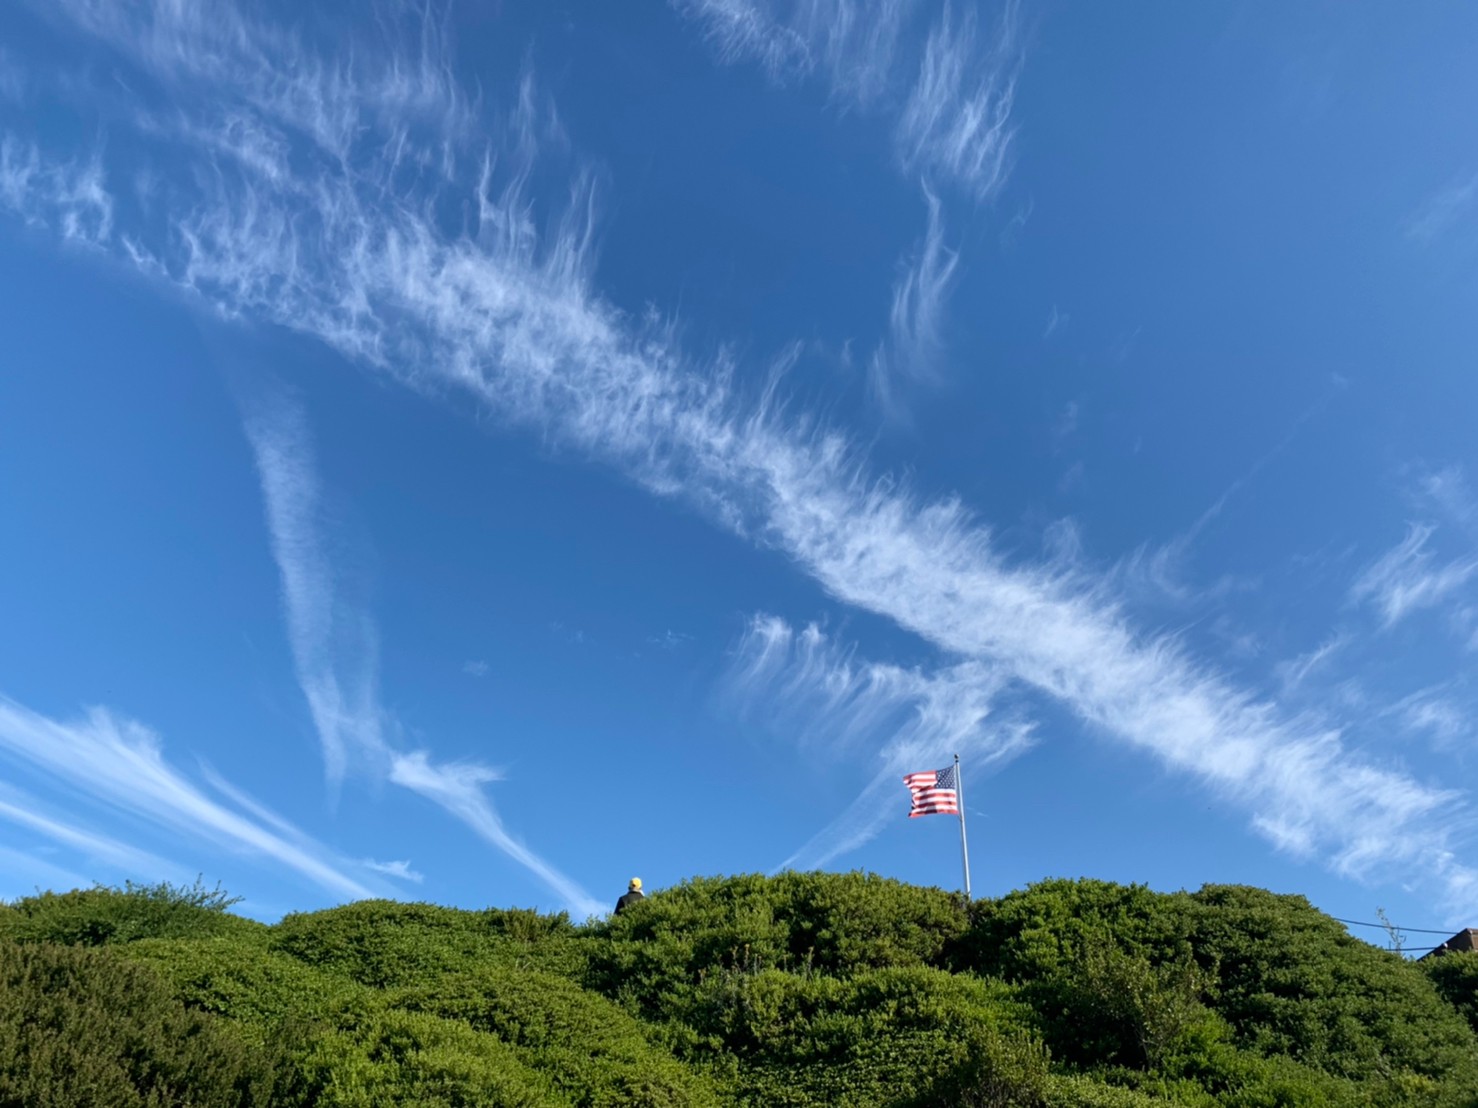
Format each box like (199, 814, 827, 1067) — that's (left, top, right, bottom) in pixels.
(2, 874, 1476, 1107)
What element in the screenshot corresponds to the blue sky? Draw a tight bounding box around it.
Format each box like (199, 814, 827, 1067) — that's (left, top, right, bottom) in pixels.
(2, 1, 1477, 938)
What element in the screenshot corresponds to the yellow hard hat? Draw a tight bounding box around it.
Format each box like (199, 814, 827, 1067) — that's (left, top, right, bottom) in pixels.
(629, 877, 642, 891)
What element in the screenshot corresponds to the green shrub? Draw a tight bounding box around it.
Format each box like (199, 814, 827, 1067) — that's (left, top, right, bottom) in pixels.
(959, 878, 1478, 1096)
(916, 1023, 1053, 1108)
(269, 899, 590, 988)
(295, 1007, 564, 1107)
(393, 968, 720, 1107)
(0, 938, 284, 1106)
(672, 964, 1038, 1106)
(122, 934, 373, 1030)
(0, 879, 259, 947)
(1423, 950, 1478, 1034)
(589, 871, 967, 1023)
(1044, 1073, 1183, 1106)
(1189, 885, 1478, 1087)
(4, 873, 1475, 1106)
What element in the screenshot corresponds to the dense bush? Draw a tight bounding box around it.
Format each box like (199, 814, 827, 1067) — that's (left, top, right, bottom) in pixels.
(3, 874, 1475, 1106)
(959, 878, 1478, 1100)
(270, 899, 588, 989)
(295, 1007, 563, 1107)
(1424, 950, 1478, 1033)
(588, 871, 966, 1023)
(394, 969, 720, 1106)
(0, 878, 258, 947)
(0, 939, 284, 1106)
(1188, 885, 1478, 1087)
(124, 934, 371, 1030)
(675, 966, 1043, 1106)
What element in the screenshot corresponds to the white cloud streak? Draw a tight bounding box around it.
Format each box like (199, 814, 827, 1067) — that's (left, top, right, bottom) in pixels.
(671, 0, 915, 108)
(1275, 633, 1348, 693)
(389, 751, 604, 918)
(0, 784, 178, 878)
(1351, 524, 1478, 629)
(0, 696, 375, 899)
(7, 0, 1477, 911)
(364, 857, 424, 883)
(728, 615, 1031, 868)
(242, 386, 382, 787)
(673, 0, 1017, 199)
(240, 382, 600, 916)
(869, 187, 958, 411)
(1390, 686, 1473, 751)
(0, 136, 112, 245)
(896, 2, 1018, 201)
(1404, 172, 1478, 245)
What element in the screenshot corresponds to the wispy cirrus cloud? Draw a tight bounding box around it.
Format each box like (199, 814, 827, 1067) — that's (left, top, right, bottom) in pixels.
(241, 381, 599, 915)
(0, 784, 178, 878)
(1403, 172, 1478, 245)
(7, 0, 1476, 912)
(1351, 524, 1478, 629)
(389, 751, 604, 918)
(0, 137, 111, 245)
(364, 858, 424, 883)
(672, 0, 1019, 200)
(869, 187, 959, 411)
(895, 1, 1019, 201)
(727, 615, 1031, 868)
(1389, 685, 1473, 752)
(670, 0, 914, 107)
(242, 386, 381, 788)
(675, 1, 1018, 409)
(1275, 633, 1349, 693)
(0, 696, 375, 899)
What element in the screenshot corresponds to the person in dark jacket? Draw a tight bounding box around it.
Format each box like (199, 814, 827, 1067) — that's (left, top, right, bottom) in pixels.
(614, 877, 644, 915)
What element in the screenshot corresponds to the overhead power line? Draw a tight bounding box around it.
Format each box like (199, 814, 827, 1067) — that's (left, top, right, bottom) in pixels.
(1330, 916, 1457, 936)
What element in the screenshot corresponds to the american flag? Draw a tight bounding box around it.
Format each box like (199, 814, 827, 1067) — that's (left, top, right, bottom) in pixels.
(903, 764, 959, 818)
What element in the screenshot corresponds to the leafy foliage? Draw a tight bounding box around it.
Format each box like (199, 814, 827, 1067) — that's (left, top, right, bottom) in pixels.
(0, 878, 255, 947)
(3, 874, 1476, 1106)
(587, 870, 966, 1024)
(0, 938, 285, 1106)
(960, 879, 1478, 1092)
(1423, 950, 1478, 1034)
(393, 969, 720, 1106)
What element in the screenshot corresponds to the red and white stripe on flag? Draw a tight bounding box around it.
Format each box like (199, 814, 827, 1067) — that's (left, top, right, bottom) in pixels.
(903, 764, 959, 818)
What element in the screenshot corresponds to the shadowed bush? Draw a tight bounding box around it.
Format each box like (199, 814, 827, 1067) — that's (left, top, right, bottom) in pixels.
(0, 938, 285, 1106)
(1424, 949, 1478, 1034)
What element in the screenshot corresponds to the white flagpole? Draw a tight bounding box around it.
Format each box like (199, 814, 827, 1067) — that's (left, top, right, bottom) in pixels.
(954, 753, 972, 902)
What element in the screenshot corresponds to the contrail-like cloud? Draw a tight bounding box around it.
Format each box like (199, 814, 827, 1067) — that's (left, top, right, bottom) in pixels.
(0, 782, 179, 878)
(0, 696, 376, 900)
(4, 0, 1475, 913)
(241, 387, 380, 788)
(240, 378, 600, 915)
